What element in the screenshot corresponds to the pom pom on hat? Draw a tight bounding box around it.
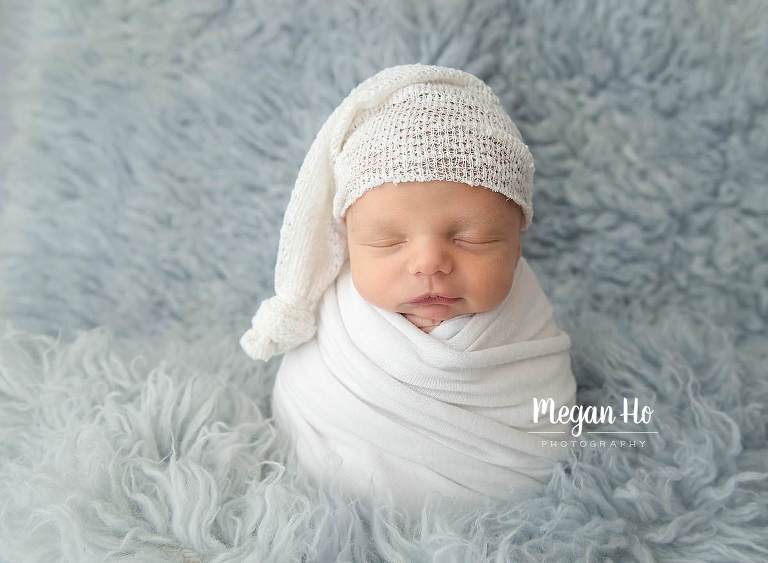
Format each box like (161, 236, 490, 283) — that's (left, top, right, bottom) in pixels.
(239, 294, 318, 361)
(240, 63, 536, 362)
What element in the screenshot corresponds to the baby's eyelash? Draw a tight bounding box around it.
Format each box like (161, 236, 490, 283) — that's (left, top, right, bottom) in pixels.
(454, 239, 499, 245)
(365, 239, 498, 248)
(366, 241, 405, 248)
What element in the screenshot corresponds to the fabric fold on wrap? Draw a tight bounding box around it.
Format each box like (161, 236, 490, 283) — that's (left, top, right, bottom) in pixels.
(271, 256, 577, 514)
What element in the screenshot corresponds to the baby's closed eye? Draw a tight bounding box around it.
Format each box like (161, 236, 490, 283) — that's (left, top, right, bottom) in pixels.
(358, 237, 502, 248)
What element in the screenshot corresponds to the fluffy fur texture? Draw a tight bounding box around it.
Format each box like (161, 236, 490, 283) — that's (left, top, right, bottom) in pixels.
(0, 0, 767, 561)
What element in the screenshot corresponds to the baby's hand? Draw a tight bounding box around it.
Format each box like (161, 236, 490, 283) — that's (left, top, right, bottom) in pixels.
(403, 313, 443, 334)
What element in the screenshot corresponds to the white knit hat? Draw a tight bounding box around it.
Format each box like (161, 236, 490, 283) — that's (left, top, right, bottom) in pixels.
(240, 63, 535, 362)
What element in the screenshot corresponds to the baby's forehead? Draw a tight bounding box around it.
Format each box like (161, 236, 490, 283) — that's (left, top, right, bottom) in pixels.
(346, 186, 521, 235)
(350, 181, 507, 213)
(350, 181, 516, 216)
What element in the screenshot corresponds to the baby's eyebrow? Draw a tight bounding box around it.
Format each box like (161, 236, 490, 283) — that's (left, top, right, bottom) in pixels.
(453, 214, 502, 229)
(364, 218, 401, 232)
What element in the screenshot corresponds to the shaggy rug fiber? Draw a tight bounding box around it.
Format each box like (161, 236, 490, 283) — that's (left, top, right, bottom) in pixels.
(1, 0, 767, 561)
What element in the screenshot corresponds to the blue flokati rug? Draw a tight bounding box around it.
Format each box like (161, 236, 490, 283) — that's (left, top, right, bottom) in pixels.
(1, 0, 767, 561)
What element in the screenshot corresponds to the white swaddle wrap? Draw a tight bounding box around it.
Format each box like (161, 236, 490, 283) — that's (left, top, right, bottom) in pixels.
(271, 255, 577, 513)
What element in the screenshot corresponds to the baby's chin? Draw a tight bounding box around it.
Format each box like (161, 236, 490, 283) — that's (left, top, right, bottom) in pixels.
(396, 301, 466, 321)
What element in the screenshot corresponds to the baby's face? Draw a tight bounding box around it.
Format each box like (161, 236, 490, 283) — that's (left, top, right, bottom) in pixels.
(343, 180, 523, 323)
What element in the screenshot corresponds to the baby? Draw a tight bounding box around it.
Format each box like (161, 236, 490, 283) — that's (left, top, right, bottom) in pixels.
(240, 64, 577, 515)
(343, 179, 523, 334)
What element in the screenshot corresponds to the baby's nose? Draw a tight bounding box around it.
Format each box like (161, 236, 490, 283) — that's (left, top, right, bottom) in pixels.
(407, 240, 453, 276)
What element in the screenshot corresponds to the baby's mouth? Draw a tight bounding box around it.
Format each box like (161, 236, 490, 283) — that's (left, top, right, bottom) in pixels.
(408, 295, 461, 305)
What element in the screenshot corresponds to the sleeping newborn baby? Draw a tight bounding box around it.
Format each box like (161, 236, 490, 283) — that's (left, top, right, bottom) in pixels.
(344, 179, 523, 335)
(240, 63, 578, 516)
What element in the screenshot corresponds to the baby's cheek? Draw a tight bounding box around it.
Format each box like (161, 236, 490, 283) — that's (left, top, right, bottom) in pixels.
(464, 254, 516, 307)
(350, 257, 399, 310)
